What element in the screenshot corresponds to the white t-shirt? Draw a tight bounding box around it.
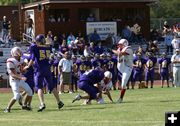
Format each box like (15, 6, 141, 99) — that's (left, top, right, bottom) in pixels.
(58, 58, 73, 72)
(6, 57, 23, 80)
(171, 38, 180, 49)
(171, 54, 180, 67)
(117, 46, 133, 73)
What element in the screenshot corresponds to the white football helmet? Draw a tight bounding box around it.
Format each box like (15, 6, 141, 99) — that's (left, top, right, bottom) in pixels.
(11, 47, 22, 57)
(104, 71, 112, 79)
(118, 39, 129, 46)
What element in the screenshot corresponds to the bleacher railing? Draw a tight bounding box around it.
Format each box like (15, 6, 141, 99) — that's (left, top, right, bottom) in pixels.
(22, 33, 35, 44)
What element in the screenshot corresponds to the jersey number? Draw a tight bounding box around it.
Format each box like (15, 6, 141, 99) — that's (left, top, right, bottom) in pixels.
(39, 50, 50, 60)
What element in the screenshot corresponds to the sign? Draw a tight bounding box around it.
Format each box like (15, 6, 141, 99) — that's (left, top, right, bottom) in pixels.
(86, 22, 117, 40)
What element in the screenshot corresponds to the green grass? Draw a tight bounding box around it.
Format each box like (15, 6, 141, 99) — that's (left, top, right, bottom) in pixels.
(0, 86, 180, 126)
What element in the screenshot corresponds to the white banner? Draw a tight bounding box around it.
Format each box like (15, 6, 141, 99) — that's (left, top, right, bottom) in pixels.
(86, 22, 117, 40)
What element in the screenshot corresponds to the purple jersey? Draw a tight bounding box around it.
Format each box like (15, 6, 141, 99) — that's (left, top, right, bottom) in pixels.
(22, 53, 35, 92)
(158, 58, 171, 70)
(59, 45, 69, 54)
(84, 60, 92, 70)
(133, 57, 146, 72)
(30, 44, 55, 91)
(79, 69, 104, 85)
(145, 57, 157, 70)
(76, 60, 87, 75)
(91, 59, 102, 68)
(94, 46, 104, 54)
(30, 44, 52, 72)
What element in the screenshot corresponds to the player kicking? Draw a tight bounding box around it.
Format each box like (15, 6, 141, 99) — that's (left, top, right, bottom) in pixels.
(112, 39, 133, 103)
(4, 47, 33, 113)
(24, 34, 64, 112)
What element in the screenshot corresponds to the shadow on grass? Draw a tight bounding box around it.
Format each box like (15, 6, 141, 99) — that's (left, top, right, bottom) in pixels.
(160, 99, 180, 103)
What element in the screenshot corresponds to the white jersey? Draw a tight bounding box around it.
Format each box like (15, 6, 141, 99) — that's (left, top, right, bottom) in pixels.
(117, 46, 133, 73)
(6, 57, 24, 80)
(100, 80, 112, 90)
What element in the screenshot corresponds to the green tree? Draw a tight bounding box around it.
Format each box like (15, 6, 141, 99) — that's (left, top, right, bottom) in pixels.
(0, 0, 35, 5)
(151, 0, 180, 18)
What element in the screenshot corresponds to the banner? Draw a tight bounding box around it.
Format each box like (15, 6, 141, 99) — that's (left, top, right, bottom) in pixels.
(86, 22, 117, 40)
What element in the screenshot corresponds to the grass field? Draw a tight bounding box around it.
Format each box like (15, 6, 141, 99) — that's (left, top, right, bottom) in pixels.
(0, 86, 180, 126)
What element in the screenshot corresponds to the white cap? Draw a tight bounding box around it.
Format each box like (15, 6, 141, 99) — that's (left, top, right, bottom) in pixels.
(118, 39, 129, 46)
(11, 47, 22, 57)
(104, 71, 112, 78)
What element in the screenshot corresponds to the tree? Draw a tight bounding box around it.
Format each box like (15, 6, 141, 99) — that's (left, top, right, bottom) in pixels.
(0, 0, 35, 5)
(150, 0, 180, 18)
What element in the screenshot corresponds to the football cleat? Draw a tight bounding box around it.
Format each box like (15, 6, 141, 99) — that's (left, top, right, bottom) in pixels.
(117, 98, 123, 103)
(97, 98, 104, 104)
(72, 94, 81, 103)
(37, 104, 46, 112)
(58, 101, 64, 109)
(22, 105, 32, 111)
(4, 108, 10, 113)
(81, 100, 91, 105)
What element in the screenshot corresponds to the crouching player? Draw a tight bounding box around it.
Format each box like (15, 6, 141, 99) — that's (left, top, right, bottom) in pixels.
(72, 68, 105, 104)
(100, 71, 113, 103)
(4, 47, 33, 113)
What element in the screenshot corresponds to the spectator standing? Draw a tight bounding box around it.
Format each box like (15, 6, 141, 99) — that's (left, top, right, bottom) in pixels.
(24, 15, 34, 38)
(2, 16, 10, 43)
(58, 51, 73, 94)
(164, 31, 174, 55)
(171, 33, 180, 53)
(171, 49, 180, 87)
(89, 30, 101, 44)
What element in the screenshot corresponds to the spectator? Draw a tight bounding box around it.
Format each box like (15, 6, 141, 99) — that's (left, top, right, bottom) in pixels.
(45, 31, 53, 46)
(164, 31, 174, 55)
(58, 51, 73, 94)
(49, 15, 56, 23)
(163, 21, 171, 35)
(89, 30, 101, 44)
(57, 13, 66, 22)
(94, 42, 104, 54)
(171, 33, 180, 53)
(171, 49, 180, 87)
(24, 15, 34, 38)
(59, 39, 69, 55)
(67, 32, 76, 45)
(53, 36, 60, 51)
(121, 25, 132, 43)
(86, 13, 95, 22)
(59, 33, 66, 45)
(84, 45, 91, 57)
(2, 16, 10, 43)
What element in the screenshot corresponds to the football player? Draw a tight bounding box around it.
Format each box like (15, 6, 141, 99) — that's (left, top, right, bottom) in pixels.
(4, 47, 33, 113)
(112, 39, 133, 103)
(24, 34, 64, 112)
